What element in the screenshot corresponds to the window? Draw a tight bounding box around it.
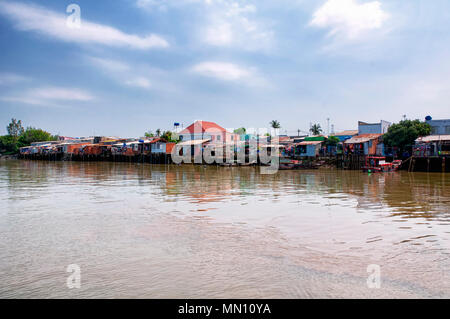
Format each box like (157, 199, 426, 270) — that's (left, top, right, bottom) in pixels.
(445, 126, 450, 134)
(231, 135, 234, 141)
(217, 135, 221, 141)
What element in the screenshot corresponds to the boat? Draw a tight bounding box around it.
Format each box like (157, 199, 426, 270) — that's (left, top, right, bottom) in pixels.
(362, 156, 402, 173)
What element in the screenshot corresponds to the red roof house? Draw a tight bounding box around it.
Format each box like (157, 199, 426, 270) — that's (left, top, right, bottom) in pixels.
(179, 120, 238, 144)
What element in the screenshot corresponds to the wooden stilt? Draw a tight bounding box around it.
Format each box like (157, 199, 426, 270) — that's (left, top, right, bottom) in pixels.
(408, 156, 413, 172)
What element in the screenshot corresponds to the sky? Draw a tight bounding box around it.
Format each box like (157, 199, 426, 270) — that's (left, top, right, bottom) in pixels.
(0, 0, 449, 137)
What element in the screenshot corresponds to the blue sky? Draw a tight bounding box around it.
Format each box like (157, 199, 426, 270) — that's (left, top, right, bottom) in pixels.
(0, 0, 449, 137)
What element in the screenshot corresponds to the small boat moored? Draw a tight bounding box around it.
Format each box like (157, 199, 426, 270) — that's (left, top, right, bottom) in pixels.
(362, 156, 402, 173)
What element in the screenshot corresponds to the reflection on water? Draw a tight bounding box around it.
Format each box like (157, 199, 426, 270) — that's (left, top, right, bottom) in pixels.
(0, 160, 449, 298)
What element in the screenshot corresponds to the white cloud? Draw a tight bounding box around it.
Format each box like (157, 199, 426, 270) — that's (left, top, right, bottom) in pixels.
(1, 87, 94, 106)
(192, 62, 251, 81)
(136, 0, 272, 50)
(0, 72, 30, 85)
(87, 56, 152, 90)
(125, 77, 152, 89)
(310, 0, 389, 40)
(30, 87, 93, 101)
(204, 21, 233, 46)
(0, 1, 169, 50)
(202, 1, 272, 50)
(190, 61, 270, 88)
(88, 57, 130, 72)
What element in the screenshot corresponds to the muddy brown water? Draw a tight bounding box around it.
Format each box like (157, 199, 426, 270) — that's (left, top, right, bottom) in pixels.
(0, 160, 449, 298)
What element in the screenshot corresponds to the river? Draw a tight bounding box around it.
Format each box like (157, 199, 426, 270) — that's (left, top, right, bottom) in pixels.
(0, 160, 449, 298)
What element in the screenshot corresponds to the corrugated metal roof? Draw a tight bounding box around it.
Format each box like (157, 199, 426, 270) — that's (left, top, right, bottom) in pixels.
(177, 139, 211, 146)
(298, 141, 322, 146)
(180, 121, 227, 134)
(335, 130, 358, 136)
(304, 136, 326, 142)
(345, 134, 382, 144)
(416, 135, 450, 143)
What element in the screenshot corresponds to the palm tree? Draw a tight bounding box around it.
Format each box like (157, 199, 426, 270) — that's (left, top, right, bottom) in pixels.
(270, 120, 281, 129)
(310, 124, 322, 136)
(156, 129, 161, 137)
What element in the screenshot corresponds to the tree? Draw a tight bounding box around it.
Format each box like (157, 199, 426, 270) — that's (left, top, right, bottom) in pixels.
(383, 119, 431, 154)
(310, 124, 322, 136)
(161, 131, 179, 143)
(145, 130, 155, 138)
(0, 135, 19, 154)
(156, 129, 161, 137)
(270, 120, 281, 129)
(17, 127, 56, 147)
(7, 118, 24, 141)
(326, 136, 340, 146)
(234, 127, 246, 135)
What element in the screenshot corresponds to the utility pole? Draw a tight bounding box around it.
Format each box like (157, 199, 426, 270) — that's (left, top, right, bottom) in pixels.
(327, 118, 330, 136)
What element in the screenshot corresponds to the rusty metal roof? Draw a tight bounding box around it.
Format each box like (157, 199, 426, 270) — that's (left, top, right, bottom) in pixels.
(177, 139, 211, 146)
(344, 134, 382, 144)
(416, 135, 450, 143)
(297, 141, 322, 146)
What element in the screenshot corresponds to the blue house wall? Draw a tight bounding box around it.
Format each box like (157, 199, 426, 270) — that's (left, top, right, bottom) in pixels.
(358, 120, 391, 135)
(151, 143, 166, 153)
(426, 119, 450, 135)
(300, 144, 319, 157)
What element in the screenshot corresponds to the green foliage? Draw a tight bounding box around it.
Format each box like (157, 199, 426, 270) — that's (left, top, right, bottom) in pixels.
(7, 118, 24, 139)
(383, 120, 431, 152)
(310, 124, 322, 136)
(161, 131, 179, 143)
(145, 130, 155, 138)
(156, 129, 161, 137)
(270, 120, 281, 129)
(326, 136, 340, 146)
(1, 119, 56, 154)
(17, 127, 56, 148)
(234, 127, 246, 135)
(0, 135, 19, 154)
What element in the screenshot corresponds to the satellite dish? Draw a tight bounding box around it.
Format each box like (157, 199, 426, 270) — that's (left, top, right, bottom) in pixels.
(425, 116, 432, 121)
